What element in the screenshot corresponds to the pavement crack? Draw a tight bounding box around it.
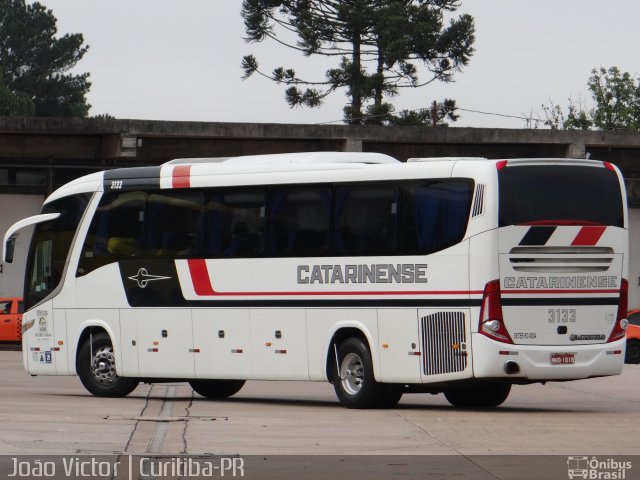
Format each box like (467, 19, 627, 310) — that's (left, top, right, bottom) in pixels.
(393, 411, 460, 453)
(123, 384, 152, 453)
(181, 389, 195, 455)
(393, 412, 501, 479)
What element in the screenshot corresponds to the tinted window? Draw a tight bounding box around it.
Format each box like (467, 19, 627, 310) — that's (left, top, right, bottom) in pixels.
(145, 191, 204, 258)
(25, 194, 91, 309)
(334, 186, 397, 256)
(79, 190, 206, 274)
(207, 190, 265, 257)
(398, 180, 474, 255)
(17, 301, 24, 314)
(269, 187, 330, 256)
(78, 192, 145, 275)
(499, 165, 624, 227)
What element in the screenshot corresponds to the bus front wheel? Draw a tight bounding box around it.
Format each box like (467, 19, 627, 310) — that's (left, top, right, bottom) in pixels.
(443, 383, 511, 408)
(189, 379, 246, 399)
(76, 331, 139, 397)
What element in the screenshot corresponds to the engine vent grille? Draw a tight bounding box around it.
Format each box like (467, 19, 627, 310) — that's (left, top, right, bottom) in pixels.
(421, 311, 467, 376)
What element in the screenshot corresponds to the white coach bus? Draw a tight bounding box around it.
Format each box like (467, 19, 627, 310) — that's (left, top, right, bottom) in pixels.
(3, 152, 629, 409)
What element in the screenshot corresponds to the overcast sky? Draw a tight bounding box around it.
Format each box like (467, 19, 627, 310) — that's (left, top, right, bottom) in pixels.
(37, 0, 640, 128)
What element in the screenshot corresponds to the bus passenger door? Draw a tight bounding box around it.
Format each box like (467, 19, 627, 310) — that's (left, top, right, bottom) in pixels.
(250, 309, 308, 380)
(124, 309, 194, 379)
(419, 308, 473, 383)
(192, 308, 252, 379)
(377, 309, 422, 383)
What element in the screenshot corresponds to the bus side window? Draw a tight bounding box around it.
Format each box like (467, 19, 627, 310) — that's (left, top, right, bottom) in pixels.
(334, 185, 397, 256)
(145, 191, 205, 258)
(207, 190, 266, 258)
(77, 191, 145, 276)
(398, 180, 474, 255)
(268, 187, 330, 257)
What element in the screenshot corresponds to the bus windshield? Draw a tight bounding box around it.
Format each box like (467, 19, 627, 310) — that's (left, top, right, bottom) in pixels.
(24, 194, 91, 310)
(498, 164, 624, 227)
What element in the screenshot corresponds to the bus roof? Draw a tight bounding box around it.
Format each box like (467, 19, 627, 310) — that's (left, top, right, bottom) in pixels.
(43, 154, 617, 205)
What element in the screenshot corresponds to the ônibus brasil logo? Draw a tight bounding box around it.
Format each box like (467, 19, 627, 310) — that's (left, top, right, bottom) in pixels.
(567, 456, 632, 479)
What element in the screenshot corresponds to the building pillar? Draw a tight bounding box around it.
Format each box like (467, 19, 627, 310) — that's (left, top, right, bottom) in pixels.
(567, 142, 586, 159)
(344, 137, 363, 152)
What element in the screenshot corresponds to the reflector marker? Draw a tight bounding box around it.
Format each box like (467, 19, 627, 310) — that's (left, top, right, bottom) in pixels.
(231, 349, 243, 354)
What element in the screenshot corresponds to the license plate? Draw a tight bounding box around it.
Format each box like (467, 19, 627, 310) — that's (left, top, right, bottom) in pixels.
(551, 353, 575, 365)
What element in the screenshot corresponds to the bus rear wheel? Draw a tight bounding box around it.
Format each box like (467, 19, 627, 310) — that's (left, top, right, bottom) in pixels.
(332, 337, 390, 409)
(189, 379, 245, 399)
(443, 383, 511, 408)
(76, 331, 139, 397)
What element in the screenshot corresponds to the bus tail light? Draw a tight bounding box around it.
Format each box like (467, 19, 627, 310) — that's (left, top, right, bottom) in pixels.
(608, 278, 628, 343)
(479, 280, 513, 344)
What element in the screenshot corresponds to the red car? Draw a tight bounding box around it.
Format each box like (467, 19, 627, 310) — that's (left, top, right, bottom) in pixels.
(0, 298, 23, 343)
(626, 309, 640, 364)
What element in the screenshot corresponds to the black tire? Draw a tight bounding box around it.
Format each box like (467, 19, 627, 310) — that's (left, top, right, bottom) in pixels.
(76, 331, 139, 397)
(625, 339, 640, 364)
(378, 384, 404, 408)
(189, 379, 246, 399)
(444, 383, 511, 408)
(332, 337, 387, 409)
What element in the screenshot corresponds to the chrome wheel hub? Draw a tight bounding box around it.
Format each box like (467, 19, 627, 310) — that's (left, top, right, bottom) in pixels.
(340, 352, 364, 395)
(91, 346, 117, 384)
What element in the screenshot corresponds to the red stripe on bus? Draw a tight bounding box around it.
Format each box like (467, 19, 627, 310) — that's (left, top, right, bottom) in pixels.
(184, 260, 483, 297)
(187, 259, 217, 295)
(172, 165, 191, 189)
(196, 290, 483, 297)
(571, 225, 606, 246)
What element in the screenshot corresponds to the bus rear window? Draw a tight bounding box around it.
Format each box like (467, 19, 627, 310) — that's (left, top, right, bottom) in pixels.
(498, 165, 624, 227)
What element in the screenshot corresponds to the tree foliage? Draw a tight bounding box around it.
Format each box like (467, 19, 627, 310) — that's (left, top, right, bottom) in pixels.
(0, 0, 91, 117)
(0, 73, 35, 116)
(540, 67, 640, 131)
(241, 0, 475, 125)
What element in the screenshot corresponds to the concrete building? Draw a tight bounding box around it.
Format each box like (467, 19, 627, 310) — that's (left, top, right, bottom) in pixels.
(1, 117, 639, 305)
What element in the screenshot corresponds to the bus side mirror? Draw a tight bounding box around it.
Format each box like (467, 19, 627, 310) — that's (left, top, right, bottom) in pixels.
(2, 212, 60, 264)
(4, 236, 15, 264)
